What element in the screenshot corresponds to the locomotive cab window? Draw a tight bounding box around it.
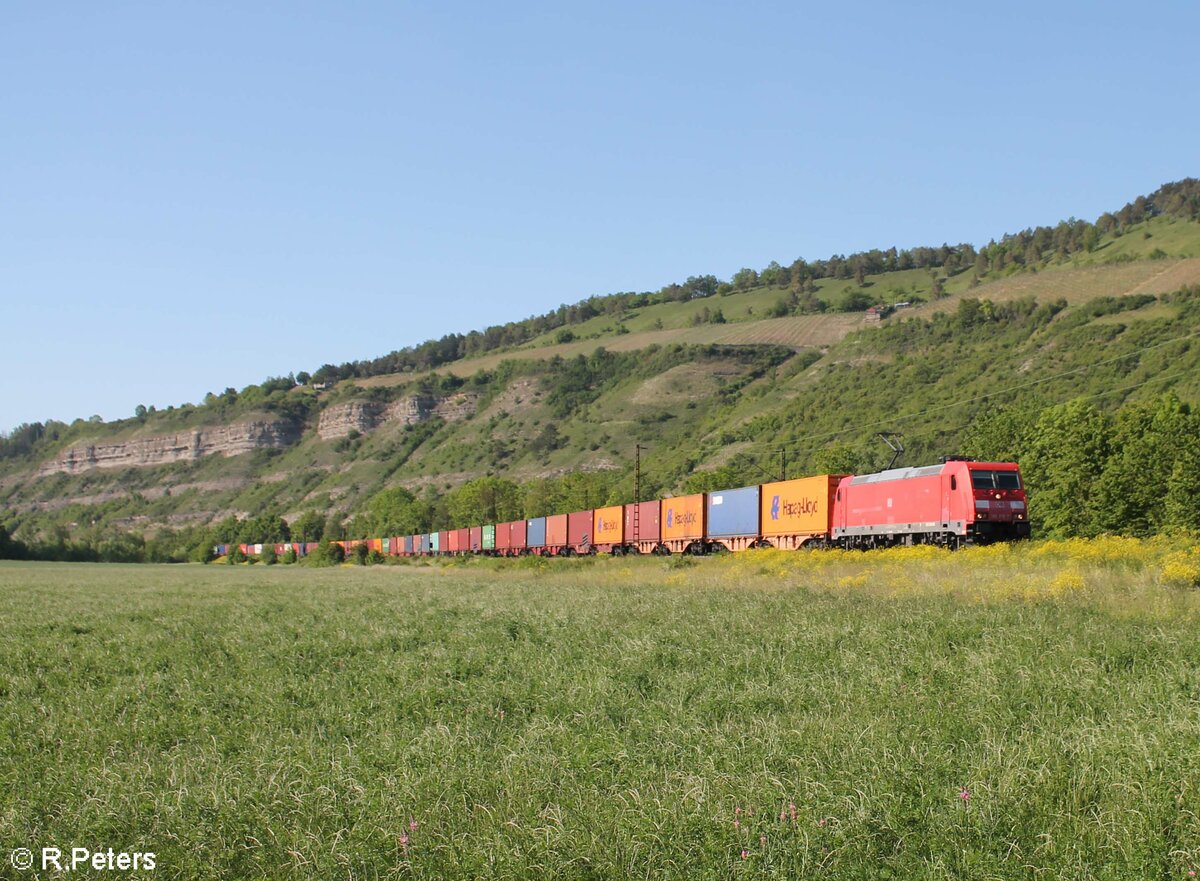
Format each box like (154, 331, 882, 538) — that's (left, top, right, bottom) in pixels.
(970, 470, 1022, 490)
(950, 475, 957, 491)
(970, 471, 995, 489)
(996, 471, 1021, 490)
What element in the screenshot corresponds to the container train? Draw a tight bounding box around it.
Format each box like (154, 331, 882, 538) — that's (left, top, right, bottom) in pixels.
(216, 458, 1030, 560)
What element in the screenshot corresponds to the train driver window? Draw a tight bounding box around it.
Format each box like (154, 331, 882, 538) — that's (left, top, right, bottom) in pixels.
(950, 475, 956, 491)
(971, 471, 996, 490)
(996, 471, 1022, 490)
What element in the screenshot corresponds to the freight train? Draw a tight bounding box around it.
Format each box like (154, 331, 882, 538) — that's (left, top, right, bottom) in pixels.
(216, 458, 1030, 560)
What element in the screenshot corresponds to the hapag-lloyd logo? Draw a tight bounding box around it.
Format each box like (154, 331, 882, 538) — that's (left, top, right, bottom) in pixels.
(770, 495, 820, 520)
(597, 516, 618, 533)
(666, 508, 698, 529)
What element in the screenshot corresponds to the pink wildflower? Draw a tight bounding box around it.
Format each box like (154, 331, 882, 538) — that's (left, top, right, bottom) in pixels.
(959, 787, 971, 802)
(789, 802, 797, 819)
(399, 834, 409, 848)
(817, 818, 826, 828)
(779, 810, 787, 821)
(735, 807, 742, 816)
(733, 820, 740, 830)
(409, 820, 418, 831)
(740, 849, 748, 860)
(1189, 872, 1196, 878)
(759, 836, 767, 845)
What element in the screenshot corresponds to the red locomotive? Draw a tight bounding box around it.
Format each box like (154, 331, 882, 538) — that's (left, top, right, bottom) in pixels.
(832, 458, 1029, 549)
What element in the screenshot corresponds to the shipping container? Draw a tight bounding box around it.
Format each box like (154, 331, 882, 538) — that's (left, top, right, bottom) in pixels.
(453, 528, 469, 554)
(509, 519, 528, 554)
(447, 529, 462, 553)
(567, 510, 592, 553)
(526, 517, 547, 550)
(545, 513, 568, 553)
(496, 522, 513, 552)
(437, 531, 450, 554)
(623, 501, 661, 553)
(593, 505, 624, 551)
(707, 485, 761, 551)
(761, 474, 841, 549)
(469, 526, 482, 551)
(483, 524, 496, 551)
(429, 532, 440, 553)
(661, 494, 705, 554)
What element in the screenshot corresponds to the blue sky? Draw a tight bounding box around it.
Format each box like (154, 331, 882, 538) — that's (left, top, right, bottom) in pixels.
(2, 1, 1197, 433)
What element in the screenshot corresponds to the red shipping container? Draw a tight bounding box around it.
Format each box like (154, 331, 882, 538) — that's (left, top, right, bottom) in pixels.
(509, 518, 527, 554)
(545, 514, 568, 551)
(496, 521, 514, 551)
(568, 510, 593, 552)
(624, 501, 661, 548)
(455, 528, 469, 553)
(447, 530, 462, 553)
(438, 531, 450, 554)
(469, 526, 482, 551)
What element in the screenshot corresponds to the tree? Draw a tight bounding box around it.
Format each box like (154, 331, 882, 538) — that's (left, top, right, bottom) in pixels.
(447, 477, 522, 527)
(366, 487, 425, 536)
(293, 510, 325, 543)
(309, 540, 344, 566)
(1022, 401, 1109, 537)
(261, 544, 278, 565)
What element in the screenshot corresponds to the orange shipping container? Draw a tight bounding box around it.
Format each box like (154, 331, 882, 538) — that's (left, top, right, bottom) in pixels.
(593, 505, 624, 545)
(760, 475, 840, 539)
(661, 494, 705, 541)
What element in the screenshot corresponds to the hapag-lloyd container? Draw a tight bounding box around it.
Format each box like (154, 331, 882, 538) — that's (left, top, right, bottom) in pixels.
(593, 505, 624, 547)
(760, 474, 840, 548)
(661, 494, 705, 545)
(482, 524, 496, 551)
(469, 526, 482, 551)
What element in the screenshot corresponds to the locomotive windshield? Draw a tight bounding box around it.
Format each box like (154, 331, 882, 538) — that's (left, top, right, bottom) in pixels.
(970, 470, 1022, 490)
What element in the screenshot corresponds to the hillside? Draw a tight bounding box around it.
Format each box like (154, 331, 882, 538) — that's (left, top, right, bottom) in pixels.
(3, 188, 1200, 558)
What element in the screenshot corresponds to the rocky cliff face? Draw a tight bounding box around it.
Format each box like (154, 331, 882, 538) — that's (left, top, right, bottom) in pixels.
(317, 394, 479, 439)
(37, 420, 303, 476)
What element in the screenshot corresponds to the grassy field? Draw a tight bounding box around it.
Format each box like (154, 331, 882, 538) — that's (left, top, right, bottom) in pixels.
(2, 541, 1200, 879)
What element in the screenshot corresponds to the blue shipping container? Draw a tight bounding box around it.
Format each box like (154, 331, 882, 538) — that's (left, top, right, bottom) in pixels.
(403, 536, 413, 554)
(706, 485, 761, 538)
(527, 517, 547, 548)
(416, 534, 427, 553)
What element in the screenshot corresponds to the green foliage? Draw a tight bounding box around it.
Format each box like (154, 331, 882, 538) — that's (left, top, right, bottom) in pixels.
(352, 542, 369, 565)
(365, 487, 429, 536)
(309, 540, 344, 567)
(445, 477, 522, 527)
(261, 544, 277, 565)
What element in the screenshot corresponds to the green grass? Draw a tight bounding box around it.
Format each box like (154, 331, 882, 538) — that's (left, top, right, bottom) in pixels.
(2, 546, 1199, 879)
